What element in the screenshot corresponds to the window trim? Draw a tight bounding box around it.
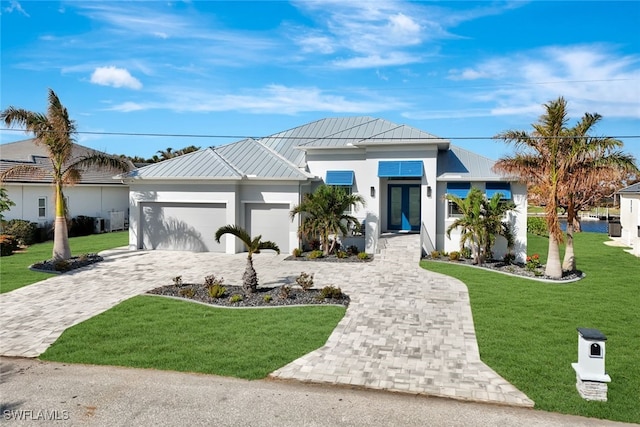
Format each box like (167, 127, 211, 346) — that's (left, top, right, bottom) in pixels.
(38, 197, 47, 218)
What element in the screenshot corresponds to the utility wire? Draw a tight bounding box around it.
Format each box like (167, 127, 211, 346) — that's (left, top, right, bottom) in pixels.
(1, 128, 639, 140)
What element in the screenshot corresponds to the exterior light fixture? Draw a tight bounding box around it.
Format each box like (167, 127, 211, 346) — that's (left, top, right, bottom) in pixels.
(370, 186, 375, 197)
(427, 186, 432, 198)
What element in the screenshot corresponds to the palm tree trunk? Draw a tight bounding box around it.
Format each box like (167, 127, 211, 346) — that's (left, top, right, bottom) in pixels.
(52, 184, 71, 260)
(242, 256, 258, 293)
(563, 200, 577, 271)
(545, 234, 563, 279)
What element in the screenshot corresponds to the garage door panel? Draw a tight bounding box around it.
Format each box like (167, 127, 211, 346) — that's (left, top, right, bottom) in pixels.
(141, 202, 225, 252)
(246, 203, 289, 254)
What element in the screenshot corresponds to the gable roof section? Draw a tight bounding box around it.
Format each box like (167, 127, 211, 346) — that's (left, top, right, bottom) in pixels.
(437, 145, 511, 182)
(618, 182, 640, 194)
(127, 140, 313, 181)
(127, 148, 242, 180)
(0, 139, 127, 185)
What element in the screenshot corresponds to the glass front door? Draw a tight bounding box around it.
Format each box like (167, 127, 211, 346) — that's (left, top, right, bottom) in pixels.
(388, 184, 421, 231)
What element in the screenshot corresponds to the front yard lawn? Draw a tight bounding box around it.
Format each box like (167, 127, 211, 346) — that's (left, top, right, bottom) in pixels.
(0, 231, 128, 294)
(40, 296, 345, 380)
(421, 233, 640, 424)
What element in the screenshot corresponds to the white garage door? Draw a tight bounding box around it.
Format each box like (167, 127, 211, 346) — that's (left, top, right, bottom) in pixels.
(245, 203, 290, 254)
(140, 202, 226, 252)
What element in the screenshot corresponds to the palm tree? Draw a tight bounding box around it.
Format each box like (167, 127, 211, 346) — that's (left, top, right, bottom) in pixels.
(494, 97, 569, 279)
(290, 185, 365, 255)
(1, 89, 131, 261)
(560, 114, 638, 271)
(214, 225, 280, 293)
(481, 191, 516, 260)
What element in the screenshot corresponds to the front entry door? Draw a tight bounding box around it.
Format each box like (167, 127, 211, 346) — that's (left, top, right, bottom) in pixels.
(388, 184, 421, 231)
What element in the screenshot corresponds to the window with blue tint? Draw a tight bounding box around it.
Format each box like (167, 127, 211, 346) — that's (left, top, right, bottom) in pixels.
(485, 182, 512, 200)
(377, 161, 423, 178)
(325, 170, 354, 186)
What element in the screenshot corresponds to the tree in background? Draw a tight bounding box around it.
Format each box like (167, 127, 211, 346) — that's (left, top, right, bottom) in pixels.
(0, 187, 16, 221)
(290, 185, 365, 255)
(0, 89, 131, 260)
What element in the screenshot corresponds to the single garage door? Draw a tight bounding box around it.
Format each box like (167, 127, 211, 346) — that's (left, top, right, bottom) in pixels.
(245, 203, 290, 254)
(140, 202, 226, 252)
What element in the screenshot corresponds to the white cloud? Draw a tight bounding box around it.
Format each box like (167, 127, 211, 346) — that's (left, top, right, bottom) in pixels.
(107, 84, 408, 115)
(333, 52, 422, 69)
(3, 0, 29, 16)
(90, 66, 142, 90)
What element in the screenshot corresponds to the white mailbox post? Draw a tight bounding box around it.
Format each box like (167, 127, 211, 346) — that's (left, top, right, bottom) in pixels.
(571, 327, 611, 401)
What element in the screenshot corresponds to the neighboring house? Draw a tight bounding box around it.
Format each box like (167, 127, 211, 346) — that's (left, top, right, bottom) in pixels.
(0, 139, 130, 231)
(122, 117, 527, 261)
(618, 182, 640, 256)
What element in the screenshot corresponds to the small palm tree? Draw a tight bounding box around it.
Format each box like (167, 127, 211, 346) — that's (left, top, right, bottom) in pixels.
(481, 192, 516, 260)
(446, 188, 486, 265)
(0, 89, 131, 261)
(214, 225, 280, 293)
(290, 185, 365, 255)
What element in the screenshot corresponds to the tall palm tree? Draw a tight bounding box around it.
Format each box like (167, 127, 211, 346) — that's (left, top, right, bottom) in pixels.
(494, 97, 570, 279)
(290, 185, 365, 255)
(0, 89, 131, 261)
(214, 225, 280, 293)
(560, 115, 638, 271)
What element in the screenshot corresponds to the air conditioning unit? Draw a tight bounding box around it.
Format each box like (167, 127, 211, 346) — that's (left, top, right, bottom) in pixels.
(94, 218, 105, 234)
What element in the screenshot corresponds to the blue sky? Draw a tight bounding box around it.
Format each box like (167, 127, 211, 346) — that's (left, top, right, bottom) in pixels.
(1, 1, 639, 162)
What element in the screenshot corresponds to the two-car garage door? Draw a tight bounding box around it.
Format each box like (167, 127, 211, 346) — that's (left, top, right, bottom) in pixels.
(139, 202, 291, 253)
(140, 202, 226, 252)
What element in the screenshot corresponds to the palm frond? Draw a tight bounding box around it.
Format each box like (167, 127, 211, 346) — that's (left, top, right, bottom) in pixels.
(215, 224, 251, 246)
(257, 240, 280, 254)
(66, 153, 132, 175)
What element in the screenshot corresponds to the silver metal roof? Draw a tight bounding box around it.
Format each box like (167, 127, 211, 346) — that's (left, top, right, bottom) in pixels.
(618, 182, 640, 193)
(127, 148, 241, 180)
(437, 145, 512, 182)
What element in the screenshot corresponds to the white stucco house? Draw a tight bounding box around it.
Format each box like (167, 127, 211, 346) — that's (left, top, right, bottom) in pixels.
(618, 182, 640, 256)
(122, 117, 527, 261)
(0, 139, 130, 231)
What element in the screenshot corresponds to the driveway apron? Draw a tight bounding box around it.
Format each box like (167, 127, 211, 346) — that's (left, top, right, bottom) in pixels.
(0, 234, 533, 407)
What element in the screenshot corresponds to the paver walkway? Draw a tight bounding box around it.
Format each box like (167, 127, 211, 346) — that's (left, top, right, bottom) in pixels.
(0, 234, 533, 407)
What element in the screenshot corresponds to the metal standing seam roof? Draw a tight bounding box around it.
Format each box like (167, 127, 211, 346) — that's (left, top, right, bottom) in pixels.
(125, 148, 242, 180)
(0, 139, 129, 185)
(437, 145, 513, 181)
(618, 182, 640, 194)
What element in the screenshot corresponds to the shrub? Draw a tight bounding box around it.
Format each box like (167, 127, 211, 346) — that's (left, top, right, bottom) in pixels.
(346, 245, 359, 256)
(179, 287, 195, 298)
(172, 276, 183, 286)
(207, 284, 227, 299)
(357, 252, 369, 260)
(296, 272, 314, 291)
(279, 285, 291, 300)
(54, 260, 71, 272)
(449, 251, 460, 261)
(204, 274, 224, 288)
(319, 285, 343, 299)
(526, 254, 541, 271)
(68, 215, 95, 237)
(503, 253, 516, 265)
(0, 234, 18, 256)
(527, 217, 548, 236)
(336, 250, 348, 259)
(430, 250, 441, 259)
(307, 250, 324, 259)
(460, 247, 472, 259)
(229, 294, 243, 303)
(292, 248, 302, 258)
(308, 239, 321, 251)
(2, 219, 38, 246)
(263, 295, 272, 303)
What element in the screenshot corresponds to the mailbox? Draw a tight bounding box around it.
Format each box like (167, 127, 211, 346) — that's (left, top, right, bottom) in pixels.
(571, 327, 611, 401)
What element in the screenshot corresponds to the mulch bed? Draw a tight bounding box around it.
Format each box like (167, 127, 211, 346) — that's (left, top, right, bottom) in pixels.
(29, 254, 104, 274)
(147, 283, 350, 308)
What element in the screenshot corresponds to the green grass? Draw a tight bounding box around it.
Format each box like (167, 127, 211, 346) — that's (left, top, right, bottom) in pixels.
(421, 233, 640, 424)
(40, 296, 345, 380)
(0, 231, 128, 294)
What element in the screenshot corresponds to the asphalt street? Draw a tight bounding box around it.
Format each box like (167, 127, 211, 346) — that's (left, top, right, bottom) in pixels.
(1, 357, 634, 427)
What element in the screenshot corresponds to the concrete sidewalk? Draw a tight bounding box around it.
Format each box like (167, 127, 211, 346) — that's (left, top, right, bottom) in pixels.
(1, 234, 532, 407)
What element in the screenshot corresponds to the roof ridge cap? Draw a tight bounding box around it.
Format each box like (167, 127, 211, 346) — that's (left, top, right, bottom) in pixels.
(209, 145, 245, 176)
(255, 139, 313, 178)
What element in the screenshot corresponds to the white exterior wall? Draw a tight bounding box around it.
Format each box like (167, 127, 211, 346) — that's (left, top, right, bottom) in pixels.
(2, 183, 128, 226)
(437, 181, 527, 263)
(619, 194, 640, 256)
(306, 145, 440, 254)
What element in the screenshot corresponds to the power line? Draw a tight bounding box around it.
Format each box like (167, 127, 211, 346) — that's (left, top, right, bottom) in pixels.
(1, 127, 639, 141)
